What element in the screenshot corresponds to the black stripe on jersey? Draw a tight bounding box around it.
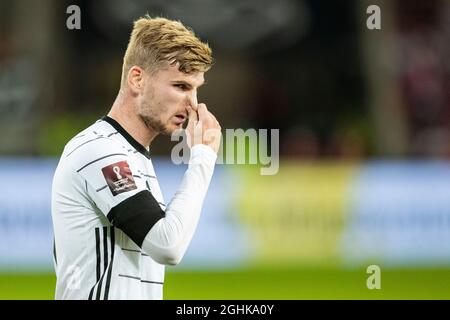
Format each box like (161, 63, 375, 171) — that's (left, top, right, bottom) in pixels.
(121, 248, 149, 257)
(132, 175, 141, 179)
(103, 227, 115, 300)
(76, 153, 127, 172)
(107, 132, 118, 137)
(66, 136, 108, 157)
(141, 279, 164, 285)
(106, 190, 165, 248)
(118, 274, 164, 285)
(102, 227, 108, 271)
(101, 116, 151, 159)
(119, 274, 140, 280)
(120, 248, 140, 253)
(139, 171, 156, 179)
(96, 185, 108, 192)
(95, 227, 109, 300)
(53, 238, 57, 266)
(88, 228, 101, 300)
(96, 229, 101, 281)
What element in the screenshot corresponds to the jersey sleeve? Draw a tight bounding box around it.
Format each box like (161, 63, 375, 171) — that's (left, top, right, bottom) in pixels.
(66, 137, 165, 247)
(141, 144, 217, 265)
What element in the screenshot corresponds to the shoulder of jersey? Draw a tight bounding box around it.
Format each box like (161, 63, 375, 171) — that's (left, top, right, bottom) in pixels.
(62, 121, 128, 169)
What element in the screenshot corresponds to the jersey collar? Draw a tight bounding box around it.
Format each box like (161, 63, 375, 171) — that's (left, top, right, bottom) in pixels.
(101, 116, 151, 159)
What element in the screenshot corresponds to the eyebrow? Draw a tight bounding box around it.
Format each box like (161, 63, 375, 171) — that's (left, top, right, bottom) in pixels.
(172, 80, 206, 88)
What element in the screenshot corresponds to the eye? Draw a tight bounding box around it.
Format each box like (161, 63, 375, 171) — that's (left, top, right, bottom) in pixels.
(174, 84, 188, 90)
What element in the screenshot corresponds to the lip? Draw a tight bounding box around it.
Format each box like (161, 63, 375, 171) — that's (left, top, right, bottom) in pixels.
(173, 114, 186, 124)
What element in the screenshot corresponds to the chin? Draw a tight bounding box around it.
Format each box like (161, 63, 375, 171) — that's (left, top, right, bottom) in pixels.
(162, 124, 182, 136)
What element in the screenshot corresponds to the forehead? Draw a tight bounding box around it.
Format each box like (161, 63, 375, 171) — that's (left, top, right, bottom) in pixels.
(153, 63, 205, 86)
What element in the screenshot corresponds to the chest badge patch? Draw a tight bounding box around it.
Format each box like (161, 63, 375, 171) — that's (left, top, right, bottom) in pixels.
(102, 161, 137, 196)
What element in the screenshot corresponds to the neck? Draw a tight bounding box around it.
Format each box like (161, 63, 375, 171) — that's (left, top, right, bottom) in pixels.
(107, 91, 158, 149)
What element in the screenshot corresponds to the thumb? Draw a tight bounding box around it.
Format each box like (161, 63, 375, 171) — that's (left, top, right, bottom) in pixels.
(186, 106, 200, 147)
(187, 105, 198, 130)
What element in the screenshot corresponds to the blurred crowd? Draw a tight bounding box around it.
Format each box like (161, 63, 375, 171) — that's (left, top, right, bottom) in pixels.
(0, 0, 448, 159)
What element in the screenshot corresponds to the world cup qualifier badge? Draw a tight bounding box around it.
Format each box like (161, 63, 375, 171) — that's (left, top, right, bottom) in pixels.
(101, 161, 137, 196)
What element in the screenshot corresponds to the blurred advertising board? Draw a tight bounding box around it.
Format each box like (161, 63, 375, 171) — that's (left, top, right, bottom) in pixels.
(1, 158, 450, 270)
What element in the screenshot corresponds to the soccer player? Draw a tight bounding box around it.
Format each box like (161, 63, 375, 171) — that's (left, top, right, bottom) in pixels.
(51, 16, 221, 300)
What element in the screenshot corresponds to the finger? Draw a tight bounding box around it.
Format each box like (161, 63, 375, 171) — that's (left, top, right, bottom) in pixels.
(188, 96, 198, 111)
(197, 103, 207, 111)
(210, 115, 220, 128)
(197, 103, 209, 122)
(210, 114, 218, 124)
(191, 95, 199, 111)
(187, 105, 198, 127)
(186, 106, 200, 147)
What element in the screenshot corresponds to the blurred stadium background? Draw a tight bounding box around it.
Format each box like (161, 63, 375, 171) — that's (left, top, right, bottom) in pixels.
(1, 0, 450, 299)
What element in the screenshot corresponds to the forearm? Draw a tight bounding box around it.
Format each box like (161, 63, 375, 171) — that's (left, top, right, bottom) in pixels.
(142, 144, 217, 265)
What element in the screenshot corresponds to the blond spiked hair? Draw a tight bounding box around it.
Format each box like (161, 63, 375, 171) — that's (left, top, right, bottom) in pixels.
(121, 16, 213, 87)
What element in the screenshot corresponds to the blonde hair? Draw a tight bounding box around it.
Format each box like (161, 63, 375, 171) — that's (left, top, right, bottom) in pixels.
(121, 16, 213, 87)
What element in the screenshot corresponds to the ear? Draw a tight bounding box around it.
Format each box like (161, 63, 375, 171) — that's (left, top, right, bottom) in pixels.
(127, 66, 145, 94)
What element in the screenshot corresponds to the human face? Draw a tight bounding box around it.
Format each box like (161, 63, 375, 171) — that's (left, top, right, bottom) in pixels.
(137, 63, 205, 135)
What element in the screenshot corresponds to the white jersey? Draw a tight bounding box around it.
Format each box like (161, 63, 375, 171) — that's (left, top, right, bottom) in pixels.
(51, 116, 216, 300)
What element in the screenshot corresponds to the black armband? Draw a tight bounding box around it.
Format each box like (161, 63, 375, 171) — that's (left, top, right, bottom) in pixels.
(107, 190, 165, 247)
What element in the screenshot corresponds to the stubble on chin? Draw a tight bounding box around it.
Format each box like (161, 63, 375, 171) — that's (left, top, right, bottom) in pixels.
(139, 114, 178, 137)
(139, 114, 165, 134)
